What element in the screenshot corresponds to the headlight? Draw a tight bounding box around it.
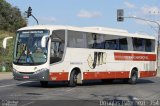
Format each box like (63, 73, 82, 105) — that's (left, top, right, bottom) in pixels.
(13, 68, 19, 73)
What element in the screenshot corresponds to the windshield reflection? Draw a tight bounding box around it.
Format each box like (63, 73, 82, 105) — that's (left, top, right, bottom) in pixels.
(13, 30, 49, 65)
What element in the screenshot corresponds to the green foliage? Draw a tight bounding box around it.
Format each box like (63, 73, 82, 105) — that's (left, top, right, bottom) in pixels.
(0, 31, 15, 72)
(0, 0, 27, 32)
(0, 0, 27, 71)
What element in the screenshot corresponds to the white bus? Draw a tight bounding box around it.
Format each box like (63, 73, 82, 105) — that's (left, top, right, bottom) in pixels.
(7, 25, 157, 87)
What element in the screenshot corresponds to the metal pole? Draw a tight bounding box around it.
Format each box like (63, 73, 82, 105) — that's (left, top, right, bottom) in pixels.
(31, 14, 39, 25)
(124, 16, 160, 26)
(158, 25, 160, 45)
(158, 26, 160, 67)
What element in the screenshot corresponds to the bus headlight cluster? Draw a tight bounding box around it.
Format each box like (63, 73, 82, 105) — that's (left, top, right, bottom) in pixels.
(13, 68, 19, 73)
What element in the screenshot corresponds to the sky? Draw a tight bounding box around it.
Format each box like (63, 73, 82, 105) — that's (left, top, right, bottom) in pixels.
(6, 0, 160, 37)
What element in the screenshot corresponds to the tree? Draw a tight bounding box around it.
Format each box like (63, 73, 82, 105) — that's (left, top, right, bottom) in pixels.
(0, 0, 27, 32)
(0, 0, 27, 71)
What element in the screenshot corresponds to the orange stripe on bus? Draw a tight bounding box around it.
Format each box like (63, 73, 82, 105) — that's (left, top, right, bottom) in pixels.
(49, 71, 157, 81)
(140, 71, 157, 78)
(83, 71, 157, 80)
(114, 52, 156, 61)
(83, 71, 130, 80)
(50, 72, 68, 81)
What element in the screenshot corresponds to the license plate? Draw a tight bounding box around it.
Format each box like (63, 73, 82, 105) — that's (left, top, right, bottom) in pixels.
(23, 76, 29, 79)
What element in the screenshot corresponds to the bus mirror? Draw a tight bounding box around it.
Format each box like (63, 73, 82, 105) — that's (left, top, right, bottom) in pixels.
(3, 36, 13, 49)
(41, 35, 49, 47)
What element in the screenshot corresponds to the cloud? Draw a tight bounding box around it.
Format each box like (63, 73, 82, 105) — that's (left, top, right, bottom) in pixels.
(38, 17, 56, 24)
(77, 9, 102, 18)
(124, 1, 136, 9)
(141, 6, 160, 16)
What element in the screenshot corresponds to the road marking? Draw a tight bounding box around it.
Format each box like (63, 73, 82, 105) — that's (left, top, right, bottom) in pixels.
(66, 88, 75, 92)
(133, 97, 139, 100)
(0, 81, 32, 88)
(21, 101, 34, 106)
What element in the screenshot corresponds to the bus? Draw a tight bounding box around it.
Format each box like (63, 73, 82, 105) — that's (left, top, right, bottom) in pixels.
(4, 25, 157, 87)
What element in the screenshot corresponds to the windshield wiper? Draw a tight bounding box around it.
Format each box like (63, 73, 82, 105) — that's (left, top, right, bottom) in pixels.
(16, 44, 27, 63)
(16, 50, 26, 63)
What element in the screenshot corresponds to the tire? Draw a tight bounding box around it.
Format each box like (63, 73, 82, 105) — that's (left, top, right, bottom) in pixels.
(129, 70, 138, 84)
(68, 70, 78, 87)
(40, 81, 48, 87)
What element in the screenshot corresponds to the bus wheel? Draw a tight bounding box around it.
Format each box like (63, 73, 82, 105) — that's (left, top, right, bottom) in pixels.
(129, 70, 138, 84)
(68, 71, 78, 87)
(40, 81, 48, 87)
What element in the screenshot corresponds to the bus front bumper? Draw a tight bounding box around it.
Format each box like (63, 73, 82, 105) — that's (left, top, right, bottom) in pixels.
(13, 68, 49, 81)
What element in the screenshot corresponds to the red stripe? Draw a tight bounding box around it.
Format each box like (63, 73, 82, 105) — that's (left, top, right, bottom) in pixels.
(140, 71, 157, 78)
(114, 52, 156, 61)
(83, 71, 157, 80)
(83, 71, 130, 80)
(50, 72, 68, 81)
(49, 71, 157, 81)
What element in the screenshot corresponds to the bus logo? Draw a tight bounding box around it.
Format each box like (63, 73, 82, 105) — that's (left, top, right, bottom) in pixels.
(87, 52, 107, 69)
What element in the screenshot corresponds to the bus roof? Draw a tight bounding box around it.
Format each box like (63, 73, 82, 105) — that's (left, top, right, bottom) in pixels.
(18, 25, 155, 39)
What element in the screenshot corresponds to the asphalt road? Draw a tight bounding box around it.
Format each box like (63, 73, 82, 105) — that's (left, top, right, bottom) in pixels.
(0, 77, 160, 106)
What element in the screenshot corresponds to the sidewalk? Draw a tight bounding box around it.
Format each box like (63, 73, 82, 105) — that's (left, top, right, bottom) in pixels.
(0, 72, 13, 80)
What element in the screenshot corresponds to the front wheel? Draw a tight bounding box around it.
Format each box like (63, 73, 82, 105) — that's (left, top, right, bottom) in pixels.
(68, 71, 78, 87)
(129, 71, 138, 84)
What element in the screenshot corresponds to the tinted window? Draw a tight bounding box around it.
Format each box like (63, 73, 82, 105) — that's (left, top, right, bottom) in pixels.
(87, 33, 104, 49)
(132, 38, 155, 52)
(132, 38, 145, 51)
(145, 39, 155, 52)
(67, 30, 155, 52)
(68, 31, 87, 48)
(119, 38, 128, 50)
(104, 36, 128, 50)
(104, 39, 118, 50)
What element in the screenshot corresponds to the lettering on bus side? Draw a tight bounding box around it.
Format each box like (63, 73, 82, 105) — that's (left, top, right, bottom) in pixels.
(87, 52, 107, 69)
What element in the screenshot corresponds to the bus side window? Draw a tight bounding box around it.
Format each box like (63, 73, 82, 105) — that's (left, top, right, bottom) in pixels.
(119, 38, 128, 50)
(90, 33, 104, 49)
(67, 30, 87, 48)
(105, 40, 117, 50)
(132, 38, 145, 51)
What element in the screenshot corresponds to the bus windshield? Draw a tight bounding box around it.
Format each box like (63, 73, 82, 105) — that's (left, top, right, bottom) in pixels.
(13, 30, 49, 65)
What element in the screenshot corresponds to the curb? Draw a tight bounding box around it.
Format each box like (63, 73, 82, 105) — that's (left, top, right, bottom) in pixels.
(0, 72, 13, 80)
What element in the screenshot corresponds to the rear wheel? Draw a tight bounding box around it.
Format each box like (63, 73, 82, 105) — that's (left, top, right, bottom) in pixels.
(68, 70, 78, 87)
(129, 70, 138, 84)
(40, 81, 48, 87)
